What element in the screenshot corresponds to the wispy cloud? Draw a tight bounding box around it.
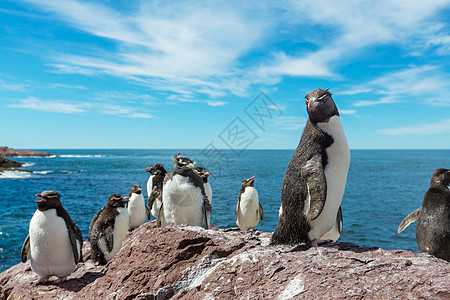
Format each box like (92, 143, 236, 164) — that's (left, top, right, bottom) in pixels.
(49, 83, 88, 90)
(18, 0, 450, 99)
(0, 80, 29, 92)
(9, 97, 154, 118)
(350, 65, 450, 106)
(206, 100, 226, 107)
(339, 109, 357, 115)
(273, 116, 307, 130)
(379, 119, 450, 135)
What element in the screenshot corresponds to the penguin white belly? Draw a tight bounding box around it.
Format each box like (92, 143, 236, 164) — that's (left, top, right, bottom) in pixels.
(162, 175, 205, 227)
(204, 182, 212, 204)
(128, 193, 147, 229)
(100, 207, 129, 262)
(236, 187, 260, 229)
(309, 116, 350, 241)
(151, 197, 162, 219)
(29, 210, 77, 278)
(147, 175, 154, 201)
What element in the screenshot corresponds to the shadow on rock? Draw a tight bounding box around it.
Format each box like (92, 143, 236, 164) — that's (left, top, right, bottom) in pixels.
(57, 271, 104, 292)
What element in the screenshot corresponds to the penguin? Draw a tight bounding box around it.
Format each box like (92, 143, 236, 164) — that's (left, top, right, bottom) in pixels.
(125, 185, 150, 230)
(20, 191, 83, 283)
(235, 176, 264, 230)
(146, 163, 167, 219)
(398, 168, 450, 261)
(159, 154, 211, 229)
(271, 88, 350, 247)
(194, 166, 212, 204)
(88, 194, 129, 265)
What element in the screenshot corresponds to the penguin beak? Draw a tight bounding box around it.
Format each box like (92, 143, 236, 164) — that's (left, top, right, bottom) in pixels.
(187, 163, 195, 169)
(249, 176, 255, 183)
(124, 196, 130, 200)
(307, 99, 320, 111)
(205, 172, 210, 177)
(146, 167, 152, 173)
(34, 194, 46, 203)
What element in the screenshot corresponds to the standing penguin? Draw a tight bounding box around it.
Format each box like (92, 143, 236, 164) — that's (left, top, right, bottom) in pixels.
(88, 194, 129, 265)
(159, 154, 211, 229)
(194, 166, 212, 204)
(146, 163, 167, 219)
(272, 88, 350, 246)
(398, 168, 450, 261)
(21, 191, 83, 283)
(126, 185, 150, 230)
(235, 176, 264, 230)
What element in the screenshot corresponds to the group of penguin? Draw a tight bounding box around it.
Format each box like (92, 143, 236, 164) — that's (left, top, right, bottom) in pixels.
(20, 88, 449, 284)
(20, 153, 263, 283)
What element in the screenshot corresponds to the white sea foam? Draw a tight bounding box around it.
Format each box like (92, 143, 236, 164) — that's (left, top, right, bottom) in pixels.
(12, 155, 57, 158)
(34, 171, 53, 174)
(22, 162, 35, 168)
(0, 171, 32, 179)
(59, 154, 106, 158)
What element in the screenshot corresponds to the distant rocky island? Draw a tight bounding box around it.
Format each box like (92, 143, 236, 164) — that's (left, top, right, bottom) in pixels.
(0, 146, 54, 157)
(0, 147, 54, 174)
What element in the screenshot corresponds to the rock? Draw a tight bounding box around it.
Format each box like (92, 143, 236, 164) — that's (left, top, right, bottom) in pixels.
(0, 146, 54, 157)
(0, 157, 32, 174)
(1, 222, 449, 299)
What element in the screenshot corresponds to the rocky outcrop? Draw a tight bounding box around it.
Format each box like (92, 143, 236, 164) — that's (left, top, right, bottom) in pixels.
(1, 222, 449, 299)
(0, 146, 54, 157)
(0, 157, 32, 173)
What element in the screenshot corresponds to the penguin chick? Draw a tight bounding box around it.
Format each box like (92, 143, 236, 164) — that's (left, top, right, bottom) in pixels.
(21, 191, 83, 283)
(146, 163, 167, 219)
(194, 166, 212, 205)
(235, 176, 264, 230)
(159, 154, 211, 229)
(126, 184, 150, 230)
(88, 194, 129, 265)
(398, 168, 450, 261)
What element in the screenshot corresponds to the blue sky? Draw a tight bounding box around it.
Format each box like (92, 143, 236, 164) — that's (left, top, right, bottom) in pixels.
(1, 0, 450, 150)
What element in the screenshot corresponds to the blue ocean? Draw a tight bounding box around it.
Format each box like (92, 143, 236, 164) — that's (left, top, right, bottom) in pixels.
(0, 149, 449, 272)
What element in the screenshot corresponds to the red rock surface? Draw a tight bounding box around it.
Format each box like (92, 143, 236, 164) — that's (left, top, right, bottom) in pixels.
(1, 222, 449, 299)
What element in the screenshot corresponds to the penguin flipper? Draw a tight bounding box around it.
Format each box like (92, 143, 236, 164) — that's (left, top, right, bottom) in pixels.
(21, 235, 30, 263)
(398, 208, 420, 233)
(259, 203, 264, 220)
(157, 203, 164, 227)
(202, 196, 211, 230)
(235, 199, 240, 224)
(145, 205, 151, 220)
(89, 208, 104, 241)
(302, 154, 327, 220)
(67, 222, 82, 264)
(102, 225, 115, 253)
(337, 205, 343, 235)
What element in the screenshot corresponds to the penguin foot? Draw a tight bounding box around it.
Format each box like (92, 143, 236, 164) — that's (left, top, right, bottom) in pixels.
(312, 239, 332, 247)
(55, 277, 66, 283)
(37, 276, 49, 284)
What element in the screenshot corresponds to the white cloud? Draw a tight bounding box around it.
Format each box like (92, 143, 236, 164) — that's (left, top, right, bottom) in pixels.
(274, 116, 307, 130)
(350, 65, 450, 106)
(0, 80, 29, 92)
(17, 0, 450, 99)
(49, 83, 88, 90)
(339, 109, 356, 115)
(9, 96, 154, 118)
(9, 96, 87, 113)
(206, 100, 226, 107)
(379, 119, 450, 135)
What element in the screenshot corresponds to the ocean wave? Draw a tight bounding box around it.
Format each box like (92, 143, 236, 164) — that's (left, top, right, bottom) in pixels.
(34, 171, 53, 174)
(0, 171, 32, 179)
(12, 155, 58, 158)
(59, 155, 106, 158)
(22, 162, 35, 168)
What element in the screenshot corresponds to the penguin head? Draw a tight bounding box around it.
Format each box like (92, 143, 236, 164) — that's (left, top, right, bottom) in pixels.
(431, 168, 450, 187)
(34, 190, 62, 211)
(241, 176, 255, 188)
(305, 88, 339, 123)
(146, 163, 167, 176)
(129, 185, 142, 195)
(194, 166, 210, 183)
(172, 153, 195, 175)
(106, 194, 128, 208)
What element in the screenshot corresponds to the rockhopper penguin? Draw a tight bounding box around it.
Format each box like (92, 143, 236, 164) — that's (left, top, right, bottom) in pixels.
(21, 191, 83, 283)
(159, 154, 211, 229)
(146, 163, 167, 219)
(88, 194, 129, 265)
(126, 184, 150, 230)
(235, 176, 264, 230)
(272, 88, 350, 247)
(398, 168, 450, 261)
(194, 166, 212, 205)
